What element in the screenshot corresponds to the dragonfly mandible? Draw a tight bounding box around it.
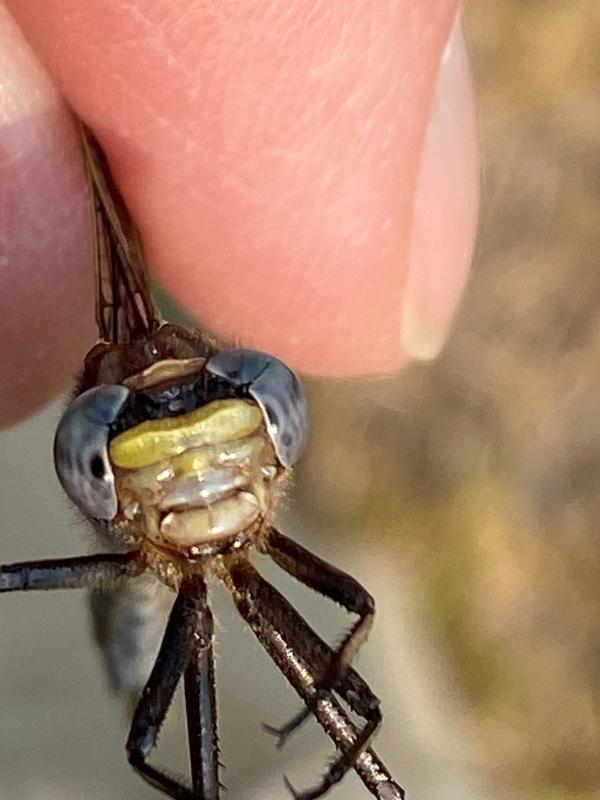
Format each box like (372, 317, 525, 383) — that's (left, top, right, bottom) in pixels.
(0, 122, 404, 800)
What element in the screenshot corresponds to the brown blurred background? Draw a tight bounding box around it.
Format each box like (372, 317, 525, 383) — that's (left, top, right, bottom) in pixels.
(1, 4, 600, 800)
(299, 4, 600, 799)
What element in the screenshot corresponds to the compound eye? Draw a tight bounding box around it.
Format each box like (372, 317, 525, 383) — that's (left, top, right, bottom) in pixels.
(206, 349, 309, 468)
(54, 385, 130, 520)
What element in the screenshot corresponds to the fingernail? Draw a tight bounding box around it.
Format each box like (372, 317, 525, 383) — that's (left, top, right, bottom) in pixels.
(400, 15, 479, 361)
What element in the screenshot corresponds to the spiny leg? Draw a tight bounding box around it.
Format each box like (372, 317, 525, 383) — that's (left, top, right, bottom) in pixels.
(234, 561, 380, 800)
(224, 560, 402, 800)
(126, 582, 200, 800)
(0, 552, 142, 592)
(226, 560, 382, 799)
(183, 577, 220, 800)
(263, 528, 374, 744)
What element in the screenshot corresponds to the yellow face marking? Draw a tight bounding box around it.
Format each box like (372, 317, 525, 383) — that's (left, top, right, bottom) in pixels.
(169, 436, 268, 477)
(109, 399, 263, 470)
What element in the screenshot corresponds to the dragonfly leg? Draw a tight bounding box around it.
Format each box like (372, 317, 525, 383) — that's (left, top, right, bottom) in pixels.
(126, 583, 201, 800)
(262, 707, 311, 748)
(183, 577, 220, 800)
(0, 552, 141, 592)
(225, 560, 396, 800)
(263, 528, 375, 744)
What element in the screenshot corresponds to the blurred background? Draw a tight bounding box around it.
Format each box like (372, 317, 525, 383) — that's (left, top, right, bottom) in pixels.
(1, 3, 600, 799)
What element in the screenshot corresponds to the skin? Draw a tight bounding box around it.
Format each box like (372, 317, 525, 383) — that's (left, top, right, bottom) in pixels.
(0, 1, 478, 426)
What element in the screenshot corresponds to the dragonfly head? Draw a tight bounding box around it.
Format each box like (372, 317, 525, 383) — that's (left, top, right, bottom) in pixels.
(54, 348, 309, 558)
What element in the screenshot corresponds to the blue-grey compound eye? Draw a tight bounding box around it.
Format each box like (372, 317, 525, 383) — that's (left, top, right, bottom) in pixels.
(206, 349, 309, 468)
(54, 385, 130, 520)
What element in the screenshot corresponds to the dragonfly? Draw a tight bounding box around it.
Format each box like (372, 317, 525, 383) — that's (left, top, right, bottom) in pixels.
(0, 122, 404, 800)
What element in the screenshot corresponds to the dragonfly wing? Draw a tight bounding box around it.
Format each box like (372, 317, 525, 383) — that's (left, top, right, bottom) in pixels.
(90, 571, 174, 697)
(80, 123, 161, 344)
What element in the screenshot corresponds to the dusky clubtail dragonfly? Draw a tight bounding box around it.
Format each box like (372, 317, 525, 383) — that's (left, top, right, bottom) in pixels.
(0, 122, 404, 800)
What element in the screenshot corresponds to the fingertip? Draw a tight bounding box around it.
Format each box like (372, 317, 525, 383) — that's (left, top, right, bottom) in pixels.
(0, 7, 94, 426)
(4, 1, 476, 390)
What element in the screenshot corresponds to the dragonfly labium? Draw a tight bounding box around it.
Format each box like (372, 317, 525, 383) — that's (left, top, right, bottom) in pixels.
(0, 122, 404, 800)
